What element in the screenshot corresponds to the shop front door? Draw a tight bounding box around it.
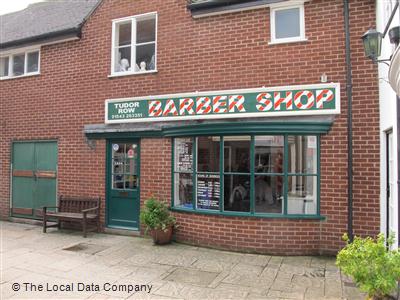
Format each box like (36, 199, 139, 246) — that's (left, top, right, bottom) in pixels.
(107, 141, 140, 230)
(11, 141, 58, 219)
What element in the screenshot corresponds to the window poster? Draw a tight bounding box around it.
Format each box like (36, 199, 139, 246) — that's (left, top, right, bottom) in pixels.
(197, 174, 220, 210)
(176, 138, 193, 172)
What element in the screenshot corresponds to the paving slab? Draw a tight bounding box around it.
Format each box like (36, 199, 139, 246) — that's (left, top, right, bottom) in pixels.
(164, 268, 219, 287)
(0, 221, 366, 299)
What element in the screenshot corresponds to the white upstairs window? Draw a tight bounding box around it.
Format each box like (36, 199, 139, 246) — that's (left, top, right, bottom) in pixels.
(270, 2, 306, 44)
(111, 12, 157, 76)
(0, 48, 40, 79)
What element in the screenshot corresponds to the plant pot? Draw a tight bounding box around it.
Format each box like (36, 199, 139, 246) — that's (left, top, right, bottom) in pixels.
(150, 226, 173, 245)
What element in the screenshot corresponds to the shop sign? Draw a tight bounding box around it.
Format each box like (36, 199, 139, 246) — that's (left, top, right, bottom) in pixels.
(105, 83, 340, 124)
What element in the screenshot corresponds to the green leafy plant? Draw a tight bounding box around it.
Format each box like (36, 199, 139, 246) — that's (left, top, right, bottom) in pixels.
(336, 233, 400, 299)
(140, 197, 176, 233)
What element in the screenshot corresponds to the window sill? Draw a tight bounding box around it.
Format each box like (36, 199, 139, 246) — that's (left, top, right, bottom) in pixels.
(171, 207, 325, 220)
(0, 72, 40, 80)
(108, 70, 158, 78)
(268, 38, 308, 46)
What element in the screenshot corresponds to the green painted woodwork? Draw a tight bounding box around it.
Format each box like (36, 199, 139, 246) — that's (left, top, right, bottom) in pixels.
(106, 140, 140, 230)
(35, 142, 57, 171)
(13, 142, 34, 170)
(283, 135, 289, 215)
(12, 177, 34, 211)
(106, 84, 339, 123)
(35, 178, 57, 210)
(219, 136, 224, 212)
(172, 134, 322, 219)
(163, 122, 332, 136)
(86, 122, 333, 140)
(171, 207, 326, 220)
(11, 141, 57, 219)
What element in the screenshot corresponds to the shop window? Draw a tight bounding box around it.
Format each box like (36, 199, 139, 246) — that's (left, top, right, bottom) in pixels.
(197, 137, 220, 210)
(174, 138, 194, 208)
(0, 49, 40, 79)
(287, 136, 317, 214)
(112, 13, 157, 76)
(270, 3, 306, 44)
(254, 136, 284, 213)
(172, 134, 320, 217)
(224, 136, 251, 212)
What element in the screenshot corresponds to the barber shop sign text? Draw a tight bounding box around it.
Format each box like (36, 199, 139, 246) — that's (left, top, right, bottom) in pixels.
(105, 83, 340, 123)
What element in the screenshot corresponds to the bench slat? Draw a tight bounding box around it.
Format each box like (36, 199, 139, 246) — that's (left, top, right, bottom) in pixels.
(46, 212, 97, 219)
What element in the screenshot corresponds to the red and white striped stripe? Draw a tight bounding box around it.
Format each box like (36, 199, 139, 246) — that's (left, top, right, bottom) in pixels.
(228, 95, 245, 112)
(213, 95, 227, 113)
(294, 90, 314, 109)
(196, 97, 212, 114)
(316, 89, 334, 108)
(256, 93, 272, 112)
(274, 91, 293, 110)
(179, 98, 195, 115)
(162, 99, 178, 116)
(148, 100, 162, 117)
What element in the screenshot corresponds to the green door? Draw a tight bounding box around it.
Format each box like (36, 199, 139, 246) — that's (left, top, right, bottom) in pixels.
(12, 141, 57, 218)
(107, 141, 140, 230)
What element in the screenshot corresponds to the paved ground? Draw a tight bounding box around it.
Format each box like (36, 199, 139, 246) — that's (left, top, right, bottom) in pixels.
(0, 221, 364, 300)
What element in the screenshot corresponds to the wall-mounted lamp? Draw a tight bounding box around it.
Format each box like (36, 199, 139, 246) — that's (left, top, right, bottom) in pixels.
(361, 28, 384, 62)
(362, 26, 400, 66)
(389, 26, 400, 47)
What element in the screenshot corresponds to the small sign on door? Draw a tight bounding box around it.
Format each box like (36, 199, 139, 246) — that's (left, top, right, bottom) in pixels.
(127, 149, 135, 158)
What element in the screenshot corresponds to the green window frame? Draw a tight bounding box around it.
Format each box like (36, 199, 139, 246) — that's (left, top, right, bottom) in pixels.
(171, 134, 322, 219)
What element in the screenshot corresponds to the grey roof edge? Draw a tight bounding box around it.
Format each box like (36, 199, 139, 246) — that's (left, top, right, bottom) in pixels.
(0, 0, 103, 50)
(0, 27, 80, 50)
(76, 0, 104, 31)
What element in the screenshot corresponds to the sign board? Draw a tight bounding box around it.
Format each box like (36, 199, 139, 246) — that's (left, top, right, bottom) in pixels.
(105, 83, 340, 124)
(197, 174, 220, 210)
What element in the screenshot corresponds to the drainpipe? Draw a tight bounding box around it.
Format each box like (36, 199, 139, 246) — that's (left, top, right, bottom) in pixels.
(343, 0, 354, 241)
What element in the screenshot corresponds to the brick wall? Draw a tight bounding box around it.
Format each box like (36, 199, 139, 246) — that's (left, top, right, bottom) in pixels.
(0, 0, 379, 254)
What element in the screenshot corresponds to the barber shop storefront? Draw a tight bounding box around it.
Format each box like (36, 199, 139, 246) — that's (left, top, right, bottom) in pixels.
(1, 0, 381, 256)
(85, 83, 340, 254)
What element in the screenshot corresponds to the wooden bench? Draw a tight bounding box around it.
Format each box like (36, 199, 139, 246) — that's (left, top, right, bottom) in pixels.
(43, 196, 100, 238)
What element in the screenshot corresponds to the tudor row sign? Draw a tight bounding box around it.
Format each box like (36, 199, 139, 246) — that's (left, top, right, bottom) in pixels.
(105, 83, 340, 123)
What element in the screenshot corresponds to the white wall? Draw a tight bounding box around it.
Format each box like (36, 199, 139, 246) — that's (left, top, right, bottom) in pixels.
(376, 0, 399, 248)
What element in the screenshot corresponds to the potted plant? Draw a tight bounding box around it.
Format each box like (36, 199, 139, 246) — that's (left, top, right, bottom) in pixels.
(140, 197, 176, 245)
(336, 233, 400, 300)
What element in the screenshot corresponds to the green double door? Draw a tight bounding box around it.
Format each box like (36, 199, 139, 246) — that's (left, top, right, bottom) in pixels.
(107, 140, 140, 230)
(12, 141, 57, 218)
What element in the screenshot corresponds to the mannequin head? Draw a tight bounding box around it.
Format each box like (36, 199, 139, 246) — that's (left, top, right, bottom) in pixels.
(120, 58, 130, 71)
(140, 61, 146, 71)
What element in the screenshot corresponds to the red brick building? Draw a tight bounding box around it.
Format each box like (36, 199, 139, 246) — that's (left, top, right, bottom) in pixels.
(0, 0, 380, 255)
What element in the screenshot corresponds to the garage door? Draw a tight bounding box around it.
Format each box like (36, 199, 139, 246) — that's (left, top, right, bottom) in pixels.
(12, 141, 57, 219)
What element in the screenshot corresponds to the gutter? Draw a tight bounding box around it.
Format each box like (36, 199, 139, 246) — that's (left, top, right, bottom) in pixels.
(343, 0, 354, 241)
(187, 0, 260, 10)
(188, 0, 288, 17)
